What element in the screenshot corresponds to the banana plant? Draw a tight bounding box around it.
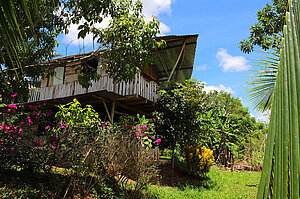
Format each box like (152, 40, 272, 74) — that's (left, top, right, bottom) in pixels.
(257, 0, 300, 198)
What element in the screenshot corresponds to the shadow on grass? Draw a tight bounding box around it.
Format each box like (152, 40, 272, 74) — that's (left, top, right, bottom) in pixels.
(0, 168, 150, 199)
(0, 168, 73, 198)
(155, 160, 216, 190)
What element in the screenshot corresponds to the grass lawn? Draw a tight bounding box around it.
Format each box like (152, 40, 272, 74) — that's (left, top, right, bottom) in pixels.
(145, 166, 261, 199)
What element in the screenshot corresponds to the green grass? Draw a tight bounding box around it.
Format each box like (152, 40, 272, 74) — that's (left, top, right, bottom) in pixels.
(145, 167, 261, 199)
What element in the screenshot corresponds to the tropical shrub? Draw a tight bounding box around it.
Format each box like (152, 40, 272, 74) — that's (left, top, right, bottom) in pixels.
(0, 94, 54, 171)
(154, 79, 208, 173)
(199, 91, 267, 167)
(185, 144, 214, 176)
(0, 96, 160, 197)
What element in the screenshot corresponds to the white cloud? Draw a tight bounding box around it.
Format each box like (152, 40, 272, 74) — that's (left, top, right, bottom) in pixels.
(62, 0, 172, 46)
(216, 48, 251, 72)
(196, 64, 209, 71)
(255, 110, 271, 123)
(203, 83, 236, 95)
(141, 0, 172, 16)
(63, 17, 111, 47)
(159, 22, 171, 35)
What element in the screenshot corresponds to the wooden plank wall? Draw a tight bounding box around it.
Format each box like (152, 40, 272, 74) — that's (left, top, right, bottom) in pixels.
(28, 73, 159, 103)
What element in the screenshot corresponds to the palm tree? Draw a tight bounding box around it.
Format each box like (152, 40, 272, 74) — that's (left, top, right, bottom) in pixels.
(0, 0, 40, 78)
(257, 0, 300, 197)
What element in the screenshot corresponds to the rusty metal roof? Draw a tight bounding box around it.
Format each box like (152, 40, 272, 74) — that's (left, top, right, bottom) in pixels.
(21, 34, 199, 83)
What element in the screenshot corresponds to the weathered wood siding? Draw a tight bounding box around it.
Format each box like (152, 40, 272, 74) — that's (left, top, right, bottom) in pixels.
(64, 66, 80, 84)
(28, 73, 158, 103)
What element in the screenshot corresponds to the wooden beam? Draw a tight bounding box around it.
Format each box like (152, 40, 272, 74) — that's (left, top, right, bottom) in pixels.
(157, 41, 196, 51)
(177, 45, 186, 81)
(157, 67, 193, 74)
(114, 111, 130, 116)
(115, 101, 151, 117)
(167, 40, 187, 83)
(155, 50, 169, 76)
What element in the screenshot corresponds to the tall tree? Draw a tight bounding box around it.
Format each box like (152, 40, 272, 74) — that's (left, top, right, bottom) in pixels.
(240, 0, 288, 112)
(257, 0, 300, 197)
(239, 0, 287, 54)
(0, 0, 164, 102)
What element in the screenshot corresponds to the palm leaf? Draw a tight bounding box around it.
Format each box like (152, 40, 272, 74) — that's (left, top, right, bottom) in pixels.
(0, 0, 42, 78)
(256, 0, 300, 197)
(247, 51, 278, 112)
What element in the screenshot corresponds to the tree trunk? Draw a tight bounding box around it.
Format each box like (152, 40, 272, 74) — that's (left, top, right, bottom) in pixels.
(171, 133, 178, 180)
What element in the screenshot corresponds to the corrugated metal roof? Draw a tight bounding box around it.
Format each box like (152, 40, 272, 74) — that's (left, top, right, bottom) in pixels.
(154, 34, 198, 83)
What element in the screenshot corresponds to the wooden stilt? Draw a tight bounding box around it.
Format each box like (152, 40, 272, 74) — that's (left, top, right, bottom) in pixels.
(111, 100, 115, 123)
(102, 99, 112, 123)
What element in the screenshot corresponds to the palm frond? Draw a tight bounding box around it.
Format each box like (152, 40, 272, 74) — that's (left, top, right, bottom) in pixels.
(257, 0, 300, 197)
(0, 0, 42, 78)
(247, 50, 279, 112)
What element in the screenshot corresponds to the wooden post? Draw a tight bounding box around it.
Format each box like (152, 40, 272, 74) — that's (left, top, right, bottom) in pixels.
(111, 100, 115, 123)
(102, 99, 112, 123)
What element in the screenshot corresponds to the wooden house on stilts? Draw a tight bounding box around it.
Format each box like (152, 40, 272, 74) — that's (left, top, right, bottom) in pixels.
(26, 35, 198, 122)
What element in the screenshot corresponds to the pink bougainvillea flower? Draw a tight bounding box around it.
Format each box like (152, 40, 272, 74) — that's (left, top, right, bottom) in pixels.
(7, 109, 11, 112)
(7, 104, 17, 110)
(136, 132, 141, 136)
(143, 133, 146, 136)
(151, 136, 155, 140)
(11, 92, 17, 98)
(45, 126, 50, 130)
(27, 116, 33, 125)
(50, 144, 58, 149)
(155, 139, 161, 144)
(18, 128, 22, 133)
(20, 122, 25, 126)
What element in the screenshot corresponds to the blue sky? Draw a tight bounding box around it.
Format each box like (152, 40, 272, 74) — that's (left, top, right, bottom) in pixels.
(55, 0, 273, 122)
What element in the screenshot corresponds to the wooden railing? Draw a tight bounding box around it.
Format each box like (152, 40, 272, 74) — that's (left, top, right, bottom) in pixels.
(28, 73, 159, 103)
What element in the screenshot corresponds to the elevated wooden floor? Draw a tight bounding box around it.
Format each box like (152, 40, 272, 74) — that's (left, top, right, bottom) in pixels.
(28, 73, 159, 103)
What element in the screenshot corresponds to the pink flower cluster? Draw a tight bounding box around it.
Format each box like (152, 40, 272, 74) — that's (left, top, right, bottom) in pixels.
(27, 116, 33, 125)
(29, 104, 41, 110)
(0, 124, 22, 153)
(7, 104, 18, 112)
